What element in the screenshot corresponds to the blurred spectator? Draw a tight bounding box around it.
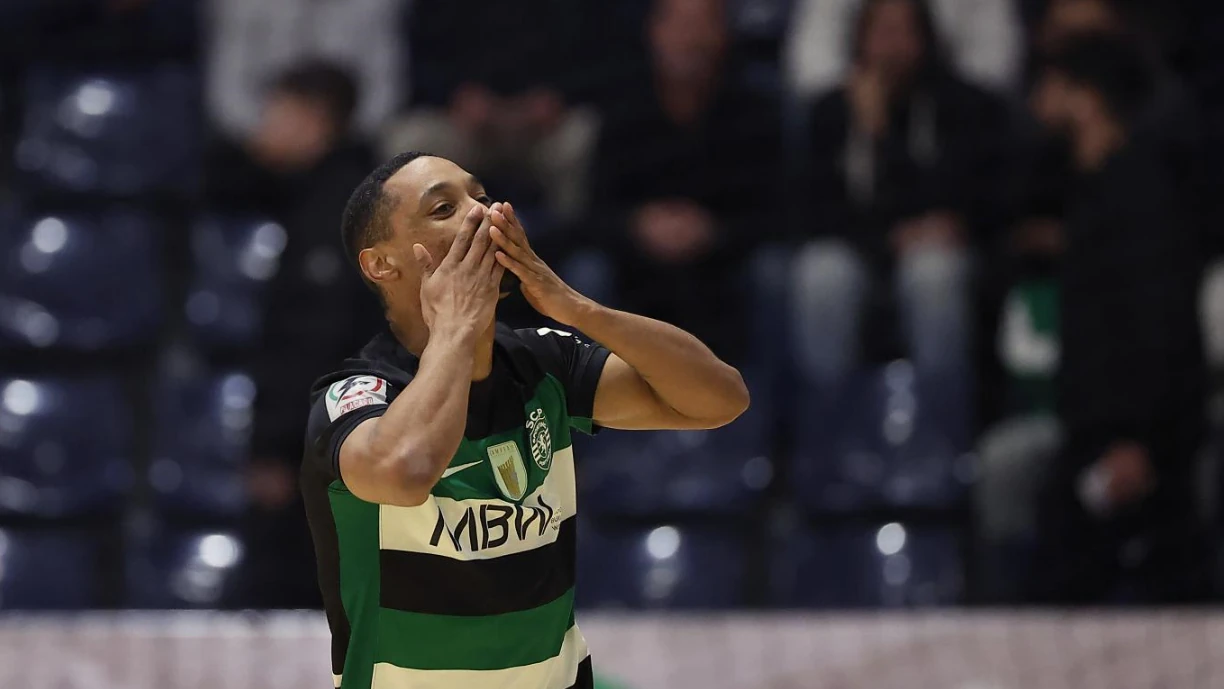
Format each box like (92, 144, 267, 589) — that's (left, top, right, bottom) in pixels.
(206, 0, 403, 139)
(584, 0, 783, 363)
(1027, 35, 1210, 604)
(973, 219, 1064, 601)
(790, 0, 1007, 448)
(204, 61, 382, 608)
(786, 0, 1024, 99)
(385, 0, 598, 222)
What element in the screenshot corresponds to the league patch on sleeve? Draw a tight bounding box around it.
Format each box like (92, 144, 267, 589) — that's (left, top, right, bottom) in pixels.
(325, 375, 389, 421)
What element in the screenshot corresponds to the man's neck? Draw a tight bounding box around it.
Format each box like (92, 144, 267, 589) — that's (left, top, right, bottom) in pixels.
(391, 316, 497, 381)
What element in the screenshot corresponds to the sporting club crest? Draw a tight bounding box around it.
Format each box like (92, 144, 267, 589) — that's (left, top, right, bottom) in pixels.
(526, 406, 552, 470)
(487, 440, 529, 501)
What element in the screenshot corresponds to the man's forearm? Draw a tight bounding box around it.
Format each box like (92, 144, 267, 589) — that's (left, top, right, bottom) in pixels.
(569, 301, 747, 422)
(366, 326, 476, 487)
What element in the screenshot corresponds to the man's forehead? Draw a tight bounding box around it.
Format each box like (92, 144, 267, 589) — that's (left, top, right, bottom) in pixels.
(384, 156, 476, 206)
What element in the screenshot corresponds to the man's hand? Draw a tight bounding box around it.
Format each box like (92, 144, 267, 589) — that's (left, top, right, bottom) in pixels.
(1097, 441, 1155, 506)
(1078, 441, 1156, 517)
(488, 201, 592, 326)
(1010, 218, 1065, 257)
(247, 457, 296, 511)
(413, 205, 505, 336)
(891, 211, 964, 254)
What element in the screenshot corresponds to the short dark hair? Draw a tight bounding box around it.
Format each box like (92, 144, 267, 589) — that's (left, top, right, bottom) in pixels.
(340, 152, 431, 286)
(1046, 34, 1153, 124)
(269, 60, 360, 133)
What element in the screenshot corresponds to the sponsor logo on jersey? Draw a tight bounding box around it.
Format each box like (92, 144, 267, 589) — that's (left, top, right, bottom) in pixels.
(487, 440, 528, 501)
(429, 495, 559, 553)
(526, 406, 552, 470)
(325, 376, 388, 421)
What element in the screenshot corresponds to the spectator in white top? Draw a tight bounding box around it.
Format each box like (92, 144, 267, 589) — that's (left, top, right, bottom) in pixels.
(206, 0, 404, 140)
(786, 0, 1024, 98)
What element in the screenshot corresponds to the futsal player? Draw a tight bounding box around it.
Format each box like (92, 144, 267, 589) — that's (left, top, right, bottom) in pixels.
(301, 151, 749, 689)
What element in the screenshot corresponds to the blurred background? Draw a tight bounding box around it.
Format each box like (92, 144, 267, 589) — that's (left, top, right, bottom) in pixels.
(2, 0, 1224, 687)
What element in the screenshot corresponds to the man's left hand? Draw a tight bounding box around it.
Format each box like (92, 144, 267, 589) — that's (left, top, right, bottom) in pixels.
(488, 202, 592, 326)
(1097, 441, 1155, 507)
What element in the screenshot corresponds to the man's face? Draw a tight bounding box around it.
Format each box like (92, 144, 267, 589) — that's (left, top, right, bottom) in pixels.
(649, 0, 728, 83)
(252, 93, 335, 170)
(860, 0, 925, 81)
(1033, 70, 1099, 133)
(363, 156, 514, 306)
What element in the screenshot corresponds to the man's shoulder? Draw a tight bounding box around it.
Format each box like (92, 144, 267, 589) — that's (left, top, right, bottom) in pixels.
(309, 331, 416, 406)
(311, 360, 413, 403)
(499, 324, 589, 360)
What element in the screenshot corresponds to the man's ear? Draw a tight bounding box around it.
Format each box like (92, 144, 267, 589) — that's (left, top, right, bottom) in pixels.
(359, 247, 398, 286)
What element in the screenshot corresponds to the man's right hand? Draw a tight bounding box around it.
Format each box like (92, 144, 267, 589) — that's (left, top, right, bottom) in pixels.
(412, 205, 504, 338)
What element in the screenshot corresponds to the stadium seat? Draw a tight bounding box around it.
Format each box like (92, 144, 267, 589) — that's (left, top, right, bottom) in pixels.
(125, 525, 244, 608)
(0, 207, 160, 350)
(186, 214, 287, 349)
(0, 376, 132, 517)
(770, 522, 964, 608)
(149, 370, 254, 518)
(578, 369, 772, 516)
(790, 362, 968, 511)
(577, 522, 749, 609)
(15, 65, 199, 195)
(0, 529, 96, 609)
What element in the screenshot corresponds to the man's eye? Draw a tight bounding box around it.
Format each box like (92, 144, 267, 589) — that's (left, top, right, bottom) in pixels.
(434, 203, 454, 216)
(476, 195, 493, 207)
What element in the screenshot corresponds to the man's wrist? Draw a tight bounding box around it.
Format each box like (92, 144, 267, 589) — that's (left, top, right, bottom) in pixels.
(429, 320, 481, 348)
(560, 295, 603, 331)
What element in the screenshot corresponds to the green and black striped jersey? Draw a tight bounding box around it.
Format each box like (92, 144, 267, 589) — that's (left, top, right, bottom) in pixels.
(302, 323, 610, 689)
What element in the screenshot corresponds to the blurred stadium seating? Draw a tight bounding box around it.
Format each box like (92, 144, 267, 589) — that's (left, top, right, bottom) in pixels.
(16, 66, 199, 196)
(149, 371, 254, 519)
(0, 208, 161, 351)
(0, 376, 132, 518)
(185, 215, 286, 350)
(0, 528, 97, 610)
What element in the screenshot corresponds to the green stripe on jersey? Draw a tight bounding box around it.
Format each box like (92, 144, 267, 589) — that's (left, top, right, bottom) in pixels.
(330, 485, 381, 689)
(376, 590, 576, 670)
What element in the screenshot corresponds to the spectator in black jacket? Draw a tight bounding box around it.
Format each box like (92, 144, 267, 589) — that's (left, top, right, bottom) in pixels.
(383, 0, 599, 222)
(1029, 34, 1210, 603)
(584, 0, 783, 363)
(791, 0, 1006, 448)
(205, 61, 382, 608)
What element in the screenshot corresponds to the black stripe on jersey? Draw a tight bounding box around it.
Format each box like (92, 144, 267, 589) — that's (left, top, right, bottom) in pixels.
(568, 657, 594, 689)
(300, 457, 349, 677)
(379, 516, 576, 616)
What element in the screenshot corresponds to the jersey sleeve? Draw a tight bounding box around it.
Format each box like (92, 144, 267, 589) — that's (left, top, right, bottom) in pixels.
(305, 374, 394, 482)
(519, 327, 611, 433)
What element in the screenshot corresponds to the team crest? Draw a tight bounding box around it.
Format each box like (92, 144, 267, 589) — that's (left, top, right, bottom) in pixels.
(325, 376, 388, 420)
(526, 406, 552, 470)
(487, 440, 528, 501)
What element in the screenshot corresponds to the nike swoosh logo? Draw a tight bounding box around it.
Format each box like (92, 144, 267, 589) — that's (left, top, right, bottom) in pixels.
(441, 461, 483, 479)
